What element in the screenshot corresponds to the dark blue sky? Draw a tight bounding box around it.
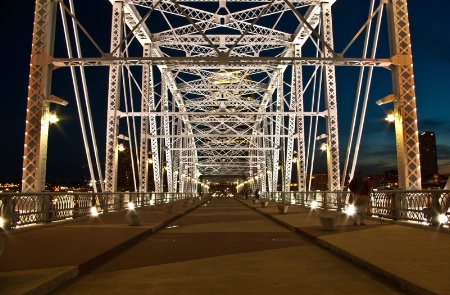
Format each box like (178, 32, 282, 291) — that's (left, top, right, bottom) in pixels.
(0, 0, 449, 183)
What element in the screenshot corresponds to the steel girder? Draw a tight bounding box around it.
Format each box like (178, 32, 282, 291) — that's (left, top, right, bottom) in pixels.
(104, 1, 124, 192)
(161, 72, 174, 192)
(51, 56, 391, 68)
(387, 0, 421, 189)
(294, 45, 307, 192)
(22, 0, 57, 192)
(321, 1, 340, 191)
(139, 45, 151, 193)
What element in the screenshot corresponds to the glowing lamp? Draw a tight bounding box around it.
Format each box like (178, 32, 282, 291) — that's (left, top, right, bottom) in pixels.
(90, 207, 99, 217)
(48, 113, 59, 123)
(346, 204, 356, 216)
(385, 111, 395, 122)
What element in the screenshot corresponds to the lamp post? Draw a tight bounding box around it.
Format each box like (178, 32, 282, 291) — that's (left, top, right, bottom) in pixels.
(22, 96, 68, 192)
(266, 146, 281, 193)
(317, 134, 330, 191)
(279, 145, 285, 193)
(161, 163, 167, 193)
(376, 93, 421, 190)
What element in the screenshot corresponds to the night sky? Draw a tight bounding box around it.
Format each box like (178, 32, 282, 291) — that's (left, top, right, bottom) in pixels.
(1, 0, 449, 183)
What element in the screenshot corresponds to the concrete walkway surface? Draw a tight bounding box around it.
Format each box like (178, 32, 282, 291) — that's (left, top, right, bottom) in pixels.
(0, 197, 448, 295)
(242, 198, 450, 295)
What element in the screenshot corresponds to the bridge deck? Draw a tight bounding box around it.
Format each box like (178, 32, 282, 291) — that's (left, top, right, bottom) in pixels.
(0, 197, 449, 294)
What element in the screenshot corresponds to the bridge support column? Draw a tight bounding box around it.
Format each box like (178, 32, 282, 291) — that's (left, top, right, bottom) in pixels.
(104, 0, 124, 192)
(139, 44, 152, 193)
(321, 1, 341, 191)
(22, 0, 57, 192)
(294, 45, 306, 192)
(387, 0, 421, 190)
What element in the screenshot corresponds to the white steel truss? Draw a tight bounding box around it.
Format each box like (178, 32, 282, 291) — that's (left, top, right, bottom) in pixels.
(22, 0, 57, 192)
(104, 0, 125, 192)
(387, 0, 421, 190)
(22, 0, 421, 193)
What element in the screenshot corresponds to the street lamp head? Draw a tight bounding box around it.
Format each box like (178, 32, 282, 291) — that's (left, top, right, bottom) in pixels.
(47, 95, 69, 106)
(376, 94, 396, 106)
(316, 133, 327, 140)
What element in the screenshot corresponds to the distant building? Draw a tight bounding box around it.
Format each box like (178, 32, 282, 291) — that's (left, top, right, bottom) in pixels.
(288, 172, 328, 191)
(422, 173, 448, 189)
(419, 131, 438, 179)
(309, 173, 328, 191)
(368, 174, 383, 189)
(383, 169, 399, 189)
(117, 147, 136, 191)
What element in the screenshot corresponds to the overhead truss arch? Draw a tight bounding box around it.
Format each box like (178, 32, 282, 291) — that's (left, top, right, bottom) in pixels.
(22, 0, 420, 194)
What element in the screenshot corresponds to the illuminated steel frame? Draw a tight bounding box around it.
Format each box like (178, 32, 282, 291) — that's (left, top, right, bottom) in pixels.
(22, 0, 420, 192)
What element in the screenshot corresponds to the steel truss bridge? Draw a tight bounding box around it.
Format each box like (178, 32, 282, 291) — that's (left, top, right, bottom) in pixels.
(22, 0, 420, 193)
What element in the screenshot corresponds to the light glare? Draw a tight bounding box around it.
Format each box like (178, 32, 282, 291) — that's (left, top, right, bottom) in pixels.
(48, 113, 59, 123)
(346, 204, 356, 216)
(90, 207, 99, 216)
(385, 113, 395, 122)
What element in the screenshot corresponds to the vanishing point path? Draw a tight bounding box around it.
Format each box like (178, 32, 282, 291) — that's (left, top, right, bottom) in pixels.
(52, 198, 404, 294)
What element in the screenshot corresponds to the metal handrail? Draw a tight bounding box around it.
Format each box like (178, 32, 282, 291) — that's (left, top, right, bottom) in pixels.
(258, 189, 450, 226)
(0, 192, 203, 230)
(1, 190, 449, 230)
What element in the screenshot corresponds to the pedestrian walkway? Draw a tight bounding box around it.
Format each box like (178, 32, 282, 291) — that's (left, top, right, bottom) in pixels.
(0, 200, 202, 295)
(242, 198, 450, 295)
(0, 197, 449, 294)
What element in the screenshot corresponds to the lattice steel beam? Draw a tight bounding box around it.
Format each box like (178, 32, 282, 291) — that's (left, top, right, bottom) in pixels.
(51, 56, 391, 67)
(139, 45, 151, 193)
(104, 0, 124, 192)
(387, 0, 421, 190)
(321, 1, 341, 191)
(22, 0, 57, 192)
